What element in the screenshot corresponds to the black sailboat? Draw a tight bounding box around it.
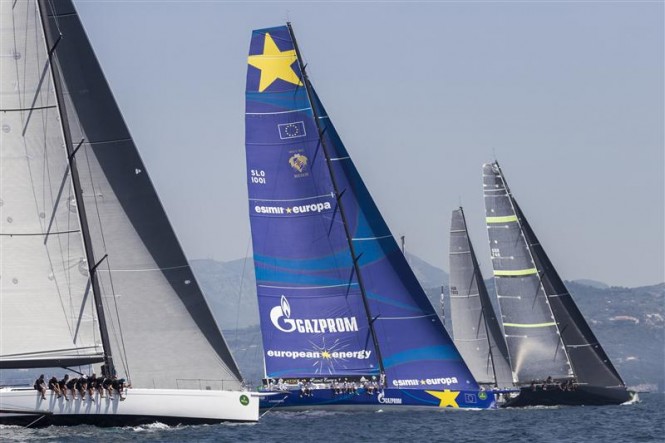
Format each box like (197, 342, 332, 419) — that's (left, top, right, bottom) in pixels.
(449, 207, 514, 391)
(482, 161, 636, 406)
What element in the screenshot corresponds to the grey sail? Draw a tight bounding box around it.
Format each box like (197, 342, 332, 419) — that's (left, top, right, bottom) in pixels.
(0, 0, 103, 369)
(483, 162, 573, 383)
(449, 208, 513, 388)
(512, 199, 625, 388)
(32, 0, 242, 390)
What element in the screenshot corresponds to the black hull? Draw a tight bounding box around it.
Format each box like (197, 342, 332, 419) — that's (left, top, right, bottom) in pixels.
(502, 385, 634, 407)
(0, 413, 244, 428)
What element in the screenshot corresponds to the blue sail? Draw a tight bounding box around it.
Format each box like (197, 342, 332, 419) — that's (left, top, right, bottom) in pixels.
(245, 26, 477, 391)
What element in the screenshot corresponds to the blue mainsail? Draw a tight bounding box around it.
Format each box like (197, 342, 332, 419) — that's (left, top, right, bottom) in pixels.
(245, 25, 477, 390)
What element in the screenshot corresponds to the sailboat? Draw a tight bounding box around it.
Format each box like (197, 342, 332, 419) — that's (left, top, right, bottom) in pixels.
(482, 161, 636, 406)
(449, 207, 514, 392)
(244, 23, 494, 410)
(0, 0, 258, 426)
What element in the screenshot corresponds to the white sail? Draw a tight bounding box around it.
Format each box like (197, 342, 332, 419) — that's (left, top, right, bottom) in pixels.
(0, 0, 103, 368)
(40, 0, 243, 391)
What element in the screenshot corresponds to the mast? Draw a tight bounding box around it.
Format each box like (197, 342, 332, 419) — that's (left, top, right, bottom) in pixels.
(37, 0, 115, 374)
(286, 22, 386, 377)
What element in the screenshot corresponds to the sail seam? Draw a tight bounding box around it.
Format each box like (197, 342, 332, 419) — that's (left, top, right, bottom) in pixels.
(246, 107, 311, 115)
(258, 283, 357, 289)
(352, 235, 392, 241)
(249, 193, 333, 202)
(376, 314, 437, 321)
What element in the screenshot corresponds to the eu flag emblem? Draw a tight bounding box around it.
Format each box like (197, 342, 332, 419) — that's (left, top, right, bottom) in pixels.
(278, 121, 306, 139)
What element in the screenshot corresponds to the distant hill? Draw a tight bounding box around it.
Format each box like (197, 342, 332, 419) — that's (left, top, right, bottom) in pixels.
(573, 279, 610, 290)
(192, 257, 665, 392)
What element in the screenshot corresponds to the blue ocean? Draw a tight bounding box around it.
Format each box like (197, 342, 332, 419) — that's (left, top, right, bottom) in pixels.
(2, 393, 662, 442)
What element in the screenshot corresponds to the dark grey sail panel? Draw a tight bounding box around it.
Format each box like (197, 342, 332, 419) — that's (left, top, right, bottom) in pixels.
(513, 200, 626, 388)
(0, 0, 103, 368)
(483, 163, 572, 383)
(450, 208, 513, 388)
(40, 0, 243, 389)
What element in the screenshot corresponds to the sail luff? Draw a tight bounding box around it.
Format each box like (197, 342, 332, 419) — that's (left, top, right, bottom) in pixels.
(285, 22, 386, 376)
(37, 0, 114, 373)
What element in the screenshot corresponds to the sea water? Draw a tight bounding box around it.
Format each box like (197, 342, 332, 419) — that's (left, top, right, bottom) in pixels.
(2, 393, 663, 442)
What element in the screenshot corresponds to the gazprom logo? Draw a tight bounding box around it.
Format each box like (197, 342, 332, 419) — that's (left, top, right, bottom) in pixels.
(269, 295, 359, 334)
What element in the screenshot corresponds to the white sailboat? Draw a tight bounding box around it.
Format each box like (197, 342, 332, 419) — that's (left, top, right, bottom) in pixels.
(0, 0, 258, 426)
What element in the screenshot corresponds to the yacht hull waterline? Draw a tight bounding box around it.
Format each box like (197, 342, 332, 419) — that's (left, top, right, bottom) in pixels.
(260, 388, 495, 410)
(0, 388, 258, 427)
(502, 385, 636, 408)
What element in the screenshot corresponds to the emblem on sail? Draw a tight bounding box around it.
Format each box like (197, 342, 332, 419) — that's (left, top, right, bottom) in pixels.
(288, 153, 308, 176)
(269, 296, 358, 334)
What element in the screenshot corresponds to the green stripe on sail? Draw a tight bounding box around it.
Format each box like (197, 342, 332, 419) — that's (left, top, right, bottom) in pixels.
(486, 215, 518, 224)
(503, 322, 557, 328)
(494, 268, 538, 277)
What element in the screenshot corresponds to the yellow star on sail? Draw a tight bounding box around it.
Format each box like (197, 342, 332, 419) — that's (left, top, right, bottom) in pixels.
(425, 390, 460, 408)
(248, 33, 302, 92)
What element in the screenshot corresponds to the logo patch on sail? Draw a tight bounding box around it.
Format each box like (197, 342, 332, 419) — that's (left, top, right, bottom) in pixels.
(270, 295, 359, 334)
(289, 153, 308, 175)
(278, 121, 306, 139)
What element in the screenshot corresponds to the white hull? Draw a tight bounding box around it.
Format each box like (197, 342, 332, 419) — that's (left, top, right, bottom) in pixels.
(0, 387, 258, 426)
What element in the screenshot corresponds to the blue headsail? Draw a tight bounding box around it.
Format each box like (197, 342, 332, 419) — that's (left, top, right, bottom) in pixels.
(245, 25, 478, 391)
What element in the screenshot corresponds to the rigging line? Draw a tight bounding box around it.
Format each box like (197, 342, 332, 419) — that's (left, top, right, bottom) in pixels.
(81, 139, 130, 381)
(0, 229, 80, 236)
(45, 0, 64, 36)
(234, 236, 252, 351)
(1, 105, 57, 112)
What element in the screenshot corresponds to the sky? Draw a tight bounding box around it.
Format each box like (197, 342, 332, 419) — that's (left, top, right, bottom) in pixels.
(73, 0, 664, 288)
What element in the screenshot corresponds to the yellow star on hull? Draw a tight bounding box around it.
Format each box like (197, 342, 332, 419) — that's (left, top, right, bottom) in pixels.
(425, 390, 460, 408)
